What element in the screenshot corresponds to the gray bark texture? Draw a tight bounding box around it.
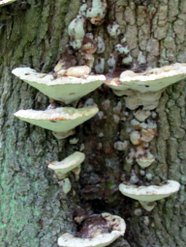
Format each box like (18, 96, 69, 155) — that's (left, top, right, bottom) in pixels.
(0, 0, 186, 247)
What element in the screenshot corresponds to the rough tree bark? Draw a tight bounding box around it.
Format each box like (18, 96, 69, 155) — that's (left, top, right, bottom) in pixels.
(0, 1, 185, 247)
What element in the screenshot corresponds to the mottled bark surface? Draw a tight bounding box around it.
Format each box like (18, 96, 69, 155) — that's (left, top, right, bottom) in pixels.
(0, 1, 185, 247)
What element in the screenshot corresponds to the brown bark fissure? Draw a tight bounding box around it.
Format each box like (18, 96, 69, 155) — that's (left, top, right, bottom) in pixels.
(0, 1, 186, 247)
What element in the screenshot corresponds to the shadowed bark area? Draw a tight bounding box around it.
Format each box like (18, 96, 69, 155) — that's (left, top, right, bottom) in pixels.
(0, 1, 185, 247)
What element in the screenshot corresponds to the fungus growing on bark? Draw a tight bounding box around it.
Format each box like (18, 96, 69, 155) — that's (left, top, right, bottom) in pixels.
(136, 151, 155, 168)
(95, 36, 105, 54)
(58, 212, 126, 247)
(95, 58, 105, 74)
(0, 0, 16, 7)
(86, 0, 107, 25)
(116, 63, 186, 92)
(133, 109, 151, 122)
(68, 15, 86, 49)
(61, 178, 72, 195)
(12, 67, 105, 104)
(115, 44, 129, 56)
(119, 180, 180, 211)
(107, 22, 121, 38)
(106, 63, 186, 109)
(48, 151, 85, 180)
(14, 106, 98, 138)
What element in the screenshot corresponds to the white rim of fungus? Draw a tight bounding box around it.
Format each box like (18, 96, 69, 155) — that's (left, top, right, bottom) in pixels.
(12, 67, 106, 86)
(119, 180, 180, 202)
(58, 213, 126, 247)
(12, 67, 105, 103)
(107, 63, 186, 92)
(48, 151, 85, 176)
(14, 106, 98, 133)
(0, 0, 16, 7)
(14, 107, 98, 120)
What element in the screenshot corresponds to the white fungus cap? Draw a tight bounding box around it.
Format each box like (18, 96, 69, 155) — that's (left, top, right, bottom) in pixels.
(0, 0, 16, 7)
(14, 106, 98, 133)
(48, 151, 85, 178)
(58, 213, 126, 247)
(12, 67, 105, 104)
(119, 180, 180, 202)
(108, 63, 186, 93)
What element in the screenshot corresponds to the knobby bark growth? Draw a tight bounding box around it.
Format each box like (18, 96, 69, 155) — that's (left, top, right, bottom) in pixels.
(0, 1, 186, 247)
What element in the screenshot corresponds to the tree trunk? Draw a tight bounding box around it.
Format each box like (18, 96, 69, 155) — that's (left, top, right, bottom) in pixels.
(0, 1, 185, 247)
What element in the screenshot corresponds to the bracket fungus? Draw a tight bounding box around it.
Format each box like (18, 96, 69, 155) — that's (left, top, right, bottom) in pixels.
(14, 106, 98, 138)
(119, 180, 180, 211)
(48, 151, 85, 180)
(106, 63, 186, 110)
(12, 67, 105, 104)
(0, 0, 16, 7)
(58, 212, 126, 247)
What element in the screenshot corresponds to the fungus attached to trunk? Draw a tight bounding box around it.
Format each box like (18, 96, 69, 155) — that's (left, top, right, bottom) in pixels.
(12, 67, 105, 104)
(106, 63, 186, 109)
(14, 106, 98, 138)
(119, 180, 180, 211)
(86, 0, 107, 25)
(48, 151, 85, 180)
(114, 63, 186, 92)
(58, 212, 126, 247)
(68, 15, 86, 49)
(136, 151, 155, 168)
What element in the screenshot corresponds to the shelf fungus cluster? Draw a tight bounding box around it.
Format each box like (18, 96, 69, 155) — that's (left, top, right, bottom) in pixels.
(58, 212, 126, 247)
(12, 0, 186, 241)
(12, 65, 105, 139)
(0, 0, 16, 7)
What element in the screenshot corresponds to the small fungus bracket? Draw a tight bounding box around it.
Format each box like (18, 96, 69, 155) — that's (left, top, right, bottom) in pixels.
(119, 180, 180, 211)
(48, 151, 85, 180)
